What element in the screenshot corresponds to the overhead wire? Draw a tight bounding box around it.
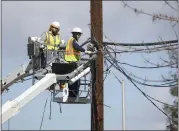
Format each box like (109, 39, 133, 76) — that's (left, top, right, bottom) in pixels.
(107, 44, 178, 54)
(105, 51, 178, 125)
(103, 40, 178, 47)
(129, 73, 177, 84)
(95, 32, 177, 110)
(105, 46, 177, 88)
(103, 60, 109, 81)
(103, 34, 178, 55)
(160, 80, 178, 85)
(164, 0, 178, 12)
(119, 65, 178, 86)
(106, 57, 178, 124)
(111, 71, 175, 107)
(98, 29, 177, 105)
(109, 64, 177, 83)
(115, 61, 177, 69)
(104, 45, 117, 70)
(104, 37, 177, 55)
(91, 30, 178, 126)
(118, 68, 177, 87)
(106, 44, 176, 87)
(102, 35, 178, 120)
(103, 30, 178, 47)
(108, 48, 177, 54)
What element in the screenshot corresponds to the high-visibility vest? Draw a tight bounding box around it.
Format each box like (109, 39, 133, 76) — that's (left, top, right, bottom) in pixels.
(44, 31, 61, 50)
(65, 37, 80, 62)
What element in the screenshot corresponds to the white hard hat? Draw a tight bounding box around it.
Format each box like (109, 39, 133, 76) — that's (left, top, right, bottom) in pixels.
(71, 27, 83, 34)
(51, 21, 60, 29)
(61, 39, 65, 45)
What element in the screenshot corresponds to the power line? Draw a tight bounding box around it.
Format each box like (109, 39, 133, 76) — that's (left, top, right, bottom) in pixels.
(111, 71, 176, 107)
(103, 40, 178, 46)
(105, 45, 178, 87)
(110, 63, 177, 83)
(110, 64, 177, 87)
(115, 61, 177, 69)
(105, 51, 178, 125)
(105, 43, 178, 54)
(109, 58, 178, 125)
(164, 0, 178, 12)
(105, 47, 177, 88)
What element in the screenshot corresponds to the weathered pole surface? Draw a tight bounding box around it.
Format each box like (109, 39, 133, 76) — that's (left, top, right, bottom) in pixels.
(90, 0, 103, 130)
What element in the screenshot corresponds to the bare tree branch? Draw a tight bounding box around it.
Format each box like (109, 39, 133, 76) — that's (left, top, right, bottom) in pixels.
(121, 1, 178, 22)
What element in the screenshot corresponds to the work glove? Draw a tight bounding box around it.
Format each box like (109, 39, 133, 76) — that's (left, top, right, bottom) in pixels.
(85, 50, 93, 55)
(61, 39, 65, 45)
(40, 44, 45, 48)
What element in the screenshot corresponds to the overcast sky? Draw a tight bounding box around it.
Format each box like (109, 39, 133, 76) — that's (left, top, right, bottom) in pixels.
(1, 1, 178, 130)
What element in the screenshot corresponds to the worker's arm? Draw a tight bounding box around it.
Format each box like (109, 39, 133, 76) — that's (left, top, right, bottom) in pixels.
(39, 32, 47, 42)
(73, 40, 85, 52)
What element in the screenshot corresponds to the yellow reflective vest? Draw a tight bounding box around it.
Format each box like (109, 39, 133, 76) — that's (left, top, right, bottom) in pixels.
(44, 31, 61, 50)
(65, 37, 80, 62)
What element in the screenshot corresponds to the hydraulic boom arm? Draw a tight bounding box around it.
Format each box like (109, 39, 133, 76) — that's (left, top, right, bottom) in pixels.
(1, 73, 57, 124)
(1, 60, 33, 93)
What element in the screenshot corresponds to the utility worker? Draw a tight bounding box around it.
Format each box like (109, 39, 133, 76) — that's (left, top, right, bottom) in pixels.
(65, 27, 92, 98)
(40, 21, 62, 50)
(39, 21, 64, 68)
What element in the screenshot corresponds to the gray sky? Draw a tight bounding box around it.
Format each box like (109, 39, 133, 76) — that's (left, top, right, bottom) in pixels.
(1, 1, 178, 130)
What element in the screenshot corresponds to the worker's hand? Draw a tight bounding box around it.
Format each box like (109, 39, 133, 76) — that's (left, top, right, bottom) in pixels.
(85, 50, 93, 55)
(40, 44, 45, 48)
(61, 39, 65, 45)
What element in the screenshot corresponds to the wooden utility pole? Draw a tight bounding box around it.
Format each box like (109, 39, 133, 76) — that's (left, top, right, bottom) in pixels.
(90, 0, 103, 130)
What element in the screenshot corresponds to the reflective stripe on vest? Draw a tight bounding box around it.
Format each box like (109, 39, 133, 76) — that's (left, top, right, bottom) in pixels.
(65, 37, 80, 62)
(44, 31, 61, 50)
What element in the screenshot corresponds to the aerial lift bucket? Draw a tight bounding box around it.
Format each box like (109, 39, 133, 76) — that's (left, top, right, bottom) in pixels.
(51, 62, 91, 104)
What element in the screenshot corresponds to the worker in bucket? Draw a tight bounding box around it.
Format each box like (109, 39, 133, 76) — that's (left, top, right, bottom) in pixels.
(40, 21, 63, 50)
(39, 21, 65, 68)
(64, 27, 93, 98)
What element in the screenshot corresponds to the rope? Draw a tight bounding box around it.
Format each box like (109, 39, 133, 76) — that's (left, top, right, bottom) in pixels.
(39, 98, 48, 130)
(58, 103, 62, 114)
(49, 92, 52, 120)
